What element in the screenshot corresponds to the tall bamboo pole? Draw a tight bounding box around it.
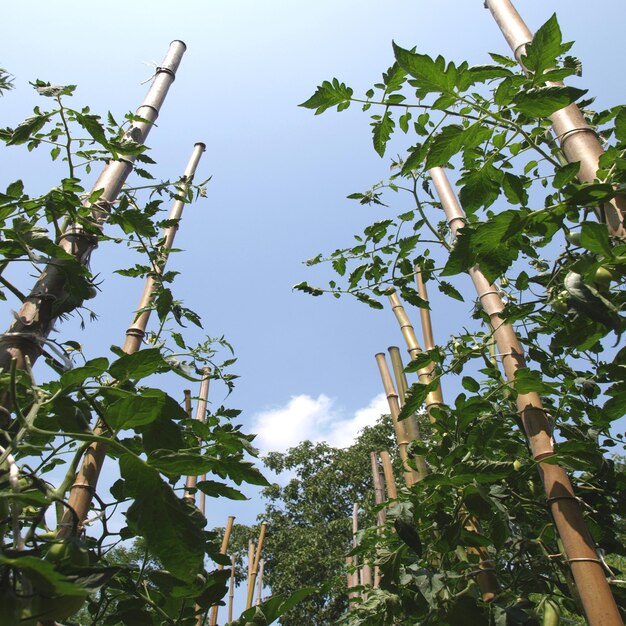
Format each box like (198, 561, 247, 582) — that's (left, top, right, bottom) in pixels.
(227, 553, 236, 624)
(255, 559, 264, 606)
(185, 368, 211, 501)
(391, 278, 499, 601)
(484, 0, 626, 239)
(370, 452, 386, 588)
(246, 523, 267, 609)
(345, 556, 358, 605)
(124, 142, 205, 353)
(414, 269, 435, 352)
(430, 165, 622, 625)
(0, 40, 187, 381)
(379, 451, 398, 500)
(387, 292, 443, 422)
(57, 143, 204, 539)
(375, 353, 426, 484)
(387, 346, 420, 441)
(209, 515, 235, 626)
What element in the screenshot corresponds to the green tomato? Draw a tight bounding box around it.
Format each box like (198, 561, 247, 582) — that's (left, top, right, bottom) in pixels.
(592, 266, 614, 291)
(565, 230, 582, 246)
(44, 538, 90, 570)
(543, 598, 561, 626)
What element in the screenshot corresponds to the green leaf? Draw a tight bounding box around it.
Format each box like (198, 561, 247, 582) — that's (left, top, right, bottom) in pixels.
(512, 369, 556, 395)
(7, 113, 51, 145)
(299, 78, 353, 115)
(399, 380, 438, 422)
(458, 163, 502, 214)
(438, 280, 464, 302)
(120, 455, 205, 581)
(147, 450, 214, 476)
(108, 389, 186, 430)
(614, 107, 626, 143)
(108, 348, 170, 381)
(75, 112, 108, 146)
(59, 357, 108, 389)
(502, 172, 529, 206)
(512, 86, 587, 118)
(404, 351, 439, 373)
(580, 222, 613, 257)
(522, 14, 567, 77)
(392, 43, 452, 93)
(553, 162, 580, 188)
(211, 459, 270, 487)
(354, 291, 383, 309)
(372, 110, 395, 157)
(462, 376, 480, 393)
(196, 480, 248, 501)
(293, 281, 323, 296)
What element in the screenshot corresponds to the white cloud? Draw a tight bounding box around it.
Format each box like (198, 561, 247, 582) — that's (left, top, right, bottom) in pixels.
(251, 392, 388, 454)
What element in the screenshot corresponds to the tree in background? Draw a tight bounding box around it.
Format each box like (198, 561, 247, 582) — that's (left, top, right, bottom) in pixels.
(229, 417, 396, 626)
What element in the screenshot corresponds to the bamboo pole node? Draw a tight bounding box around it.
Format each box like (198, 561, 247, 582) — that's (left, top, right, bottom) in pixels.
(556, 126, 599, 145)
(478, 290, 500, 300)
(513, 42, 529, 60)
(546, 495, 581, 504)
(156, 67, 176, 79)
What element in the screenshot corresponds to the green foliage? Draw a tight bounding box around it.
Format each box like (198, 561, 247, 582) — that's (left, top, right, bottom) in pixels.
(229, 418, 397, 626)
(0, 77, 263, 625)
(299, 12, 626, 625)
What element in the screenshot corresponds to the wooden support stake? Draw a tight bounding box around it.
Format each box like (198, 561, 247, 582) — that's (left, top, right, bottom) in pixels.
(209, 515, 236, 626)
(484, 0, 625, 239)
(56, 141, 205, 541)
(379, 451, 398, 501)
(185, 368, 211, 502)
(256, 559, 264, 606)
(375, 353, 427, 484)
(430, 165, 621, 625)
(246, 523, 267, 609)
(228, 553, 235, 624)
(387, 291, 443, 422)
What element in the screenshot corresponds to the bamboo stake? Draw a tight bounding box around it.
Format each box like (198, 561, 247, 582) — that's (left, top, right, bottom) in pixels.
(370, 452, 386, 588)
(247, 541, 255, 586)
(370, 452, 387, 526)
(375, 353, 426, 484)
(379, 451, 398, 500)
(184, 389, 193, 416)
(387, 346, 420, 442)
(185, 367, 211, 502)
(246, 523, 267, 609)
(0, 40, 187, 380)
(256, 559, 264, 606)
(345, 556, 358, 605)
(124, 142, 206, 353)
(414, 269, 436, 352)
(387, 291, 443, 422)
(253, 558, 264, 606)
(430, 165, 621, 625)
(228, 553, 235, 624)
(57, 143, 205, 540)
(391, 271, 498, 601)
(485, 0, 626, 239)
(209, 515, 235, 626)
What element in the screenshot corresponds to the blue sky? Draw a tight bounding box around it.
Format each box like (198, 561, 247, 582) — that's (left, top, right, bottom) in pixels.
(2, 0, 626, 615)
